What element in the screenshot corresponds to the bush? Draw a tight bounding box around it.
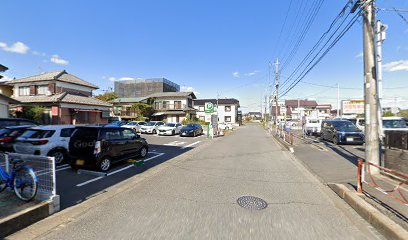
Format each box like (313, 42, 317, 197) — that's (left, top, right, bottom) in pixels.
(181, 118, 208, 126)
(15, 106, 46, 123)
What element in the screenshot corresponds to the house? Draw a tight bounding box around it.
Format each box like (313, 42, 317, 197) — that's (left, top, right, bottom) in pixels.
(111, 97, 147, 120)
(0, 64, 20, 117)
(284, 99, 318, 120)
(7, 70, 111, 124)
(194, 98, 240, 125)
(149, 92, 197, 123)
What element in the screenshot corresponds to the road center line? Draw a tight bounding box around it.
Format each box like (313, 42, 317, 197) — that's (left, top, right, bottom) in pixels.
(181, 141, 201, 149)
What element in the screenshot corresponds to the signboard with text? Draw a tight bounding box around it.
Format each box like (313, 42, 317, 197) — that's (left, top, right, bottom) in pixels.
(205, 102, 215, 113)
(342, 100, 364, 115)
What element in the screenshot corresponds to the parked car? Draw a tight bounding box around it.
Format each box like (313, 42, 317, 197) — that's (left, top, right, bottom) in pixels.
(320, 120, 364, 145)
(107, 116, 122, 123)
(68, 126, 148, 171)
(303, 118, 321, 136)
(123, 121, 146, 132)
(139, 121, 165, 134)
(14, 125, 76, 164)
(0, 118, 39, 129)
(179, 124, 203, 137)
(158, 123, 183, 136)
(0, 125, 36, 152)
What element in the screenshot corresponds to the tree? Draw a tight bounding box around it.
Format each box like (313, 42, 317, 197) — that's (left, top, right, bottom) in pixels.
(95, 92, 117, 102)
(383, 111, 395, 117)
(398, 109, 408, 119)
(131, 103, 154, 118)
(15, 106, 46, 123)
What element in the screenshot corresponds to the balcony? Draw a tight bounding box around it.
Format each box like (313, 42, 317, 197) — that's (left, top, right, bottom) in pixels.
(114, 109, 138, 118)
(154, 103, 186, 111)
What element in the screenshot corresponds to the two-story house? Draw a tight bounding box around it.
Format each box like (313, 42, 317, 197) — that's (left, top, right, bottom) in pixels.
(0, 64, 20, 117)
(193, 98, 240, 125)
(149, 92, 197, 123)
(7, 70, 111, 124)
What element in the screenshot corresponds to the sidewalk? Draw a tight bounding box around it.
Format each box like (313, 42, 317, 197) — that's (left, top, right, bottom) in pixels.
(292, 135, 408, 230)
(11, 124, 381, 239)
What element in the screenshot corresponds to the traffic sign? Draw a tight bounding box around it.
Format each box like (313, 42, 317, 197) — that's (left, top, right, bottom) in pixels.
(205, 102, 215, 113)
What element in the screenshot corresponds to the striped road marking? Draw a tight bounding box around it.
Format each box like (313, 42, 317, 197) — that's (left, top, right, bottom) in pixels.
(181, 141, 201, 149)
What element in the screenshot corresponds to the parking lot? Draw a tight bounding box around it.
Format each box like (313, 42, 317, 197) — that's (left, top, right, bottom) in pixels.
(54, 133, 209, 210)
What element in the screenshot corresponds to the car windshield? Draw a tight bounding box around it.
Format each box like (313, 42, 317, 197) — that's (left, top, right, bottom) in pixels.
(165, 123, 176, 127)
(332, 122, 359, 131)
(138, 122, 146, 125)
(20, 129, 55, 139)
(145, 122, 157, 126)
(383, 119, 407, 128)
(0, 129, 12, 137)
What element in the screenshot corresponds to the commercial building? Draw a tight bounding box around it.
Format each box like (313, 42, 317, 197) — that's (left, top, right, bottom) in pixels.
(7, 70, 111, 124)
(114, 78, 180, 98)
(341, 99, 364, 117)
(194, 98, 240, 125)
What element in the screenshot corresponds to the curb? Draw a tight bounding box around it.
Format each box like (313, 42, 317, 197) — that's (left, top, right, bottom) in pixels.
(328, 183, 408, 240)
(270, 132, 294, 153)
(0, 201, 50, 238)
(8, 136, 221, 240)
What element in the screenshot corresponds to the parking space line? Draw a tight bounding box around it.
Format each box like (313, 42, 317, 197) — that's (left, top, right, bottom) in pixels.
(106, 165, 134, 176)
(144, 153, 165, 162)
(76, 176, 104, 187)
(181, 141, 201, 149)
(56, 166, 71, 172)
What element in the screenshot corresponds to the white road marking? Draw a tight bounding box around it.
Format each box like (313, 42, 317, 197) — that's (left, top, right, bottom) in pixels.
(107, 165, 134, 176)
(181, 141, 201, 149)
(56, 166, 71, 172)
(164, 141, 187, 146)
(76, 176, 104, 187)
(144, 153, 165, 162)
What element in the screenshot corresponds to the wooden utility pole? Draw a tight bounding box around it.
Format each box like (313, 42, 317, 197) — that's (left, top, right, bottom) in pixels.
(275, 58, 279, 125)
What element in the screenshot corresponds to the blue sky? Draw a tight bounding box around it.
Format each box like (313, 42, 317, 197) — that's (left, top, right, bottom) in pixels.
(0, 0, 407, 112)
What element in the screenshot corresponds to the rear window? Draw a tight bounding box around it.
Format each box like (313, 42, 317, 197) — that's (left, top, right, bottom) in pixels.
(0, 129, 12, 137)
(21, 130, 55, 139)
(165, 123, 176, 127)
(60, 128, 75, 137)
(71, 128, 99, 140)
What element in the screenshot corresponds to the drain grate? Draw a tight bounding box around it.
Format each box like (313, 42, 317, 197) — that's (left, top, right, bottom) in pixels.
(237, 196, 268, 210)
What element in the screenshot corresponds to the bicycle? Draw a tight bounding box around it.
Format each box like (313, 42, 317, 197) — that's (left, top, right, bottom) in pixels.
(0, 158, 38, 201)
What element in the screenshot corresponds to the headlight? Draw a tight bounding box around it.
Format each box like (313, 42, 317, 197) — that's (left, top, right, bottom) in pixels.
(189, 130, 194, 132)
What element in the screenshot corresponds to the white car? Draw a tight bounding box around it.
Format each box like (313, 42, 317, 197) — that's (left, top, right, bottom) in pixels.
(139, 121, 165, 134)
(123, 121, 146, 132)
(14, 125, 76, 165)
(158, 123, 183, 135)
(303, 118, 321, 136)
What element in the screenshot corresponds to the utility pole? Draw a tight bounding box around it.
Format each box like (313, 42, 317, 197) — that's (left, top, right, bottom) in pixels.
(275, 58, 279, 126)
(376, 20, 387, 139)
(363, 0, 380, 174)
(337, 83, 340, 117)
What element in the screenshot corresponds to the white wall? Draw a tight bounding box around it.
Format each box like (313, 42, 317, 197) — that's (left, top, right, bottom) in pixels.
(0, 99, 9, 118)
(195, 104, 238, 124)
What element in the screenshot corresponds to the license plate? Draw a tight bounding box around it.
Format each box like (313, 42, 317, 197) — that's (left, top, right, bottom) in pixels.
(346, 137, 353, 142)
(181, 133, 186, 135)
(76, 160, 85, 165)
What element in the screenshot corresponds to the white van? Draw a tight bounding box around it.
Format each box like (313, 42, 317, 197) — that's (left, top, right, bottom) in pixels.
(303, 118, 321, 136)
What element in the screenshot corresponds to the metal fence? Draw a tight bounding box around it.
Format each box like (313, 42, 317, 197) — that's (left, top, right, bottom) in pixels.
(0, 153, 56, 201)
(275, 127, 294, 145)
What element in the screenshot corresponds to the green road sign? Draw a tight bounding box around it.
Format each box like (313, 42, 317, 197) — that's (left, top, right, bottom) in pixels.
(205, 102, 215, 113)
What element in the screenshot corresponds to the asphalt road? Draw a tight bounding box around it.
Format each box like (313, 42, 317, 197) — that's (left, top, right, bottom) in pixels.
(56, 133, 208, 210)
(38, 124, 382, 239)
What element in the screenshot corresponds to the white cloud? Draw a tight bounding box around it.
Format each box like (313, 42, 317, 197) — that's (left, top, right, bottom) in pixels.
(232, 71, 240, 78)
(31, 50, 46, 56)
(0, 41, 30, 54)
(50, 55, 69, 65)
(245, 70, 260, 76)
(383, 60, 408, 72)
(181, 86, 199, 95)
(355, 52, 363, 58)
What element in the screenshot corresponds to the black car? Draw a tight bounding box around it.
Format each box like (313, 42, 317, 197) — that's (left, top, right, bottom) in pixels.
(0, 118, 39, 129)
(69, 126, 148, 171)
(0, 125, 36, 152)
(179, 124, 203, 137)
(320, 120, 364, 145)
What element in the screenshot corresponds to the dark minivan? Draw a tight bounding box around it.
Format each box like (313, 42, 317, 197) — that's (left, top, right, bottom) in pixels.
(320, 120, 364, 145)
(69, 126, 148, 171)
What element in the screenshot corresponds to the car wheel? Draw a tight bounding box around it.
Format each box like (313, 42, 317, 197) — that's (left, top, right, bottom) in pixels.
(70, 163, 79, 171)
(139, 146, 148, 158)
(153, 129, 157, 134)
(172, 130, 175, 135)
(48, 150, 65, 165)
(98, 158, 111, 172)
(333, 136, 339, 145)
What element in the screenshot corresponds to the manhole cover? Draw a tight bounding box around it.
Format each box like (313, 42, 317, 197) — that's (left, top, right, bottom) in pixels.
(237, 196, 268, 210)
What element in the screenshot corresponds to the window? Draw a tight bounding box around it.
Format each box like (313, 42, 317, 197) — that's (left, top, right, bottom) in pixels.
(225, 106, 231, 112)
(174, 101, 182, 109)
(122, 129, 136, 139)
(162, 101, 169, 109)
(18, 86, 30, 96)
(199, 106, 204, 112)
(36, 85, 48, 95)
(103, 129, 121, 140)
(225, 116, 231, 122)
(21, 130, 55, 139)
(60, 128, 75, 137)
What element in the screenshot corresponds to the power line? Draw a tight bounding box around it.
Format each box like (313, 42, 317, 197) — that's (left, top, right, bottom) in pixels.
(391, 7, 408, 25)
(271, 0, 293, 58)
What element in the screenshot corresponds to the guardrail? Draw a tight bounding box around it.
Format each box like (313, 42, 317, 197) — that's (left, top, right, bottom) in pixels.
(275, 128, 294, 146)
(357, 159, 408, 206)
(0, 153, 56, 201)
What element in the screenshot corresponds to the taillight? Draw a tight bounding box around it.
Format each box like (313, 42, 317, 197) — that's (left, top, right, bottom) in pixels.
(0, 137, 13, 143)
(30, 140, 49, 145)
(94, 141, 101, 154)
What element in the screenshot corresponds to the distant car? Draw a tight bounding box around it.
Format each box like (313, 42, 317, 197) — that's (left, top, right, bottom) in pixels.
(320, 120, 364, 145)
(14, 125, 76, 164)
(69, 126, 148, 171)
(123, 121, 146, 132)
(105, 121, 127, 127)
(158, 123, 183, 136)
(140, 121, 165, 134)
(218, 122, 235, 130)
(0, 125, 36, 152)
(0, 118, 39, 129)
(180, 124, 203, 137)
(303, 118, 321, 136)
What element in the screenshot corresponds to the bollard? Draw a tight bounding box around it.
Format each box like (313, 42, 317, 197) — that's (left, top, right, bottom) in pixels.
(357, 159, 363, 193)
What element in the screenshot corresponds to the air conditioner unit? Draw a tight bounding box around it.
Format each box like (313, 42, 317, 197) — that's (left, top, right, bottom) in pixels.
(45, 91, 52, 96)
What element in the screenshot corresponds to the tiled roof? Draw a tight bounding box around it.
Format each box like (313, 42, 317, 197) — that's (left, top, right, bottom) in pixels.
(147, 92, 196, 99)
(12, 93, 111, 107)
(111, 97, 147, 103)
(6, 70, 98, 89)
(285, 99, 318, 107)
(193, 98, 240, 106)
